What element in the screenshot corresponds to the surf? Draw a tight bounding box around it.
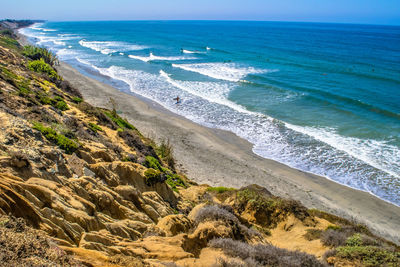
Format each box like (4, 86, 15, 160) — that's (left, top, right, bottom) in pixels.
(128, 52, 196, 62)
(172, 62, 271, 82)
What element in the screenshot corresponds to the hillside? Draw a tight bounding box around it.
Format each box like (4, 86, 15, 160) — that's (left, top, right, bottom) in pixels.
(0, 23, 399, 266)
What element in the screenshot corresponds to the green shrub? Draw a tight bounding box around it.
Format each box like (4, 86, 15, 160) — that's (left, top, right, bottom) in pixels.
(23, 45, 57, 66)
(32, 122, 78, 154)
(56, 134, 78, 154)
(237, 189, 281, 211)
(38, 95, 52, 105)
(166, 173, 186, 192)
(235, 188, 311, 228)
(88, 122, 102, 133)
(104, 111, 135, 130)
(53, 96, 63, 101)
(33, 122, 57, 140)
(28, 59, 60, 80)
(144, 168, 162, 186)
(55, 100, 69, 111)
(326, 225, 341, 231)
(336, 246, 400, 266)
(145, 156, 163, 171)
(37, 94, 68, 109)
(207, 187, 235, 194)
(72, 96, 83, 103)
(346, 233, 363, 247)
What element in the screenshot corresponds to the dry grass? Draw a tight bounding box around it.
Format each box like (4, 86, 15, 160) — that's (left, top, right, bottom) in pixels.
(0, 216, 81, 266)
(209, 238, 327, 267)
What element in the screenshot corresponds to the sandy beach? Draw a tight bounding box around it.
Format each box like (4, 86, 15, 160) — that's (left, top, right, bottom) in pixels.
(53, 62, 400, 244)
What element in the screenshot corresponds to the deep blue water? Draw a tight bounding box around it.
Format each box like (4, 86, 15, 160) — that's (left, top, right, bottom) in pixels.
(20, 21, 400, 205)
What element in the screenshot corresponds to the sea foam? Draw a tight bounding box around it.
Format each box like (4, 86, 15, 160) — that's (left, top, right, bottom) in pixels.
(128, 52, 196, 62)
(172, 62, 272, 82)
(79, 40, 147, 55)
(182, 49, 205, 54)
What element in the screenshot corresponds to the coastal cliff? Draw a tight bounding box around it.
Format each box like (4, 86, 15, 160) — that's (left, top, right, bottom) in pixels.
(0, 21, 399, 266)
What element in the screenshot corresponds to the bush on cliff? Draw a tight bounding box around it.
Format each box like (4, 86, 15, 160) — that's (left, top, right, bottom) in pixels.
(37, 94, 69, 111)
(209, 238, 326, 267)
(145, 156, 163, 171)
(23, 45, 58, 66)
(144, 168, 163, 186)
(55, 99, 69, 111)
(166, 173, 186, 192)
(72, 96, 83, 103)
(207, 187, 236, 194)
(104, 110, 135, 130)
(235, 187, 311, 228)
(335, 245, 400, 266)
(28, 59, 60, 80)
(32, 122, 78, 154)
(88, 122, 102, 133)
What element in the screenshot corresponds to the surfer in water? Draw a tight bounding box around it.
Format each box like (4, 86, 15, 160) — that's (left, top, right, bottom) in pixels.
(173, 96, 181, 104)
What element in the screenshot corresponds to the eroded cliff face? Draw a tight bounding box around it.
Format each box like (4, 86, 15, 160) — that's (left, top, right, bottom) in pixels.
(0, 30, 398, 267)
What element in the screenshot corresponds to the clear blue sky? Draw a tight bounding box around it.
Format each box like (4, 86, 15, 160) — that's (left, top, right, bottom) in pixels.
(2, 0, 400, 25)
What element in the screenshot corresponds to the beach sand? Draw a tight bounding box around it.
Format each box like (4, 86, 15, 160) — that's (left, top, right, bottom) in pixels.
(55, 62, 400, 244)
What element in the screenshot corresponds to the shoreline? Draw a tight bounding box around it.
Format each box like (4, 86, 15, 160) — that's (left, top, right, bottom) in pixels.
(55, 61, 400, 244)
(17, 32, 400, 244)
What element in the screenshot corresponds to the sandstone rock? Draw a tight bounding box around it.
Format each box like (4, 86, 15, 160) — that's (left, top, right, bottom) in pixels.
(157, 214, 193, 237)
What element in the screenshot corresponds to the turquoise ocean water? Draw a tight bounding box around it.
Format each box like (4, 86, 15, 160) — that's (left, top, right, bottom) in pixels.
(20, 21, 400, 205)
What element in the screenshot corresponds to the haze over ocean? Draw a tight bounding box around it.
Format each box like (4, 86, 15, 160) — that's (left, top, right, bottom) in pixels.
(20, 21, 400, 205)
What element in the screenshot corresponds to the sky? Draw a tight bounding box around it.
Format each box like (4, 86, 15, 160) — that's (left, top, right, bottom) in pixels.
(2, 0, 400, 25)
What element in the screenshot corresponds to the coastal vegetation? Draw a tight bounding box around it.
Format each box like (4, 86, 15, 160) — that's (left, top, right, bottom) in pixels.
(0, 22, 398, 266)
(32, 122, 79, 154)
(207, 186, 236, 193)
(23, 45, 58, 66)
(28, 58, 60, 80)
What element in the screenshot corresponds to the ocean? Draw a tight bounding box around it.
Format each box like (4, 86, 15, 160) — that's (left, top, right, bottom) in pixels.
(19, 21, 400, 206)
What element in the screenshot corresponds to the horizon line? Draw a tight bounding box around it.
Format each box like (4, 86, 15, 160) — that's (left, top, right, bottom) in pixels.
(22, 19, 400, 27)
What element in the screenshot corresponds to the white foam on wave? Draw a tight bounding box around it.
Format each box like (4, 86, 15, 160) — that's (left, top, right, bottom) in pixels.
(182, 49, 205, 54)
(29, 23, 57, 32)
(172, 62, 273, 82)
(284, 124, 400, 179)
(159, 70, 252, 114)
(79, 40, 147, 55)
(19, 27, 73, 47)
(57, 34, 80, 39)
(128, 52, 196, 62)
(76, 58, 100, 70)
(56, 48, 81, 60)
